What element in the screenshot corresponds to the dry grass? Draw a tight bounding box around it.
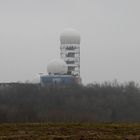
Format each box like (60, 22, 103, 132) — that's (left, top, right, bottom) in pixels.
(0, 123, 139, 139)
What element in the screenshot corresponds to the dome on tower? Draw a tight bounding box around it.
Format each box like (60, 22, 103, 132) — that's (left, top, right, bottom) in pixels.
(60, 29, 80, 44)
(47, 58, 68, 75)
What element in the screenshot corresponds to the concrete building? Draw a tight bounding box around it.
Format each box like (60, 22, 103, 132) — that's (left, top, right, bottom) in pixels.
(40, 59, 77, 87)
(60, 29, 80, 78)
(40, 29, 81, 87)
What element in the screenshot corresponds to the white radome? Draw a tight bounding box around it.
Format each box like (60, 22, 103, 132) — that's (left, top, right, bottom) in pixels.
(47, 59, 68, 74)
(60, 29, 80, 44)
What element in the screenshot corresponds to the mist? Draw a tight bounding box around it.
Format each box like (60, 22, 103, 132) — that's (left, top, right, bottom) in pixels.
(0, 0, 140, 83)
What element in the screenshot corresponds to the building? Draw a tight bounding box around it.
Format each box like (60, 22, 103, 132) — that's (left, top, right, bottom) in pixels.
(40, 74, 76, 87)
(60, 29, 80, 78)
(40, 58, 77, 87)
(40, 29, 81, 87)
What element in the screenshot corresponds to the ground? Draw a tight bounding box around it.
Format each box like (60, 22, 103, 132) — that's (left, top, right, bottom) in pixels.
(0, 123, 139, 140)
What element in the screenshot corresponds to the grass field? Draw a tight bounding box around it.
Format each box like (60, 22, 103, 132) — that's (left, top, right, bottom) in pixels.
(0, 123, 139, 139)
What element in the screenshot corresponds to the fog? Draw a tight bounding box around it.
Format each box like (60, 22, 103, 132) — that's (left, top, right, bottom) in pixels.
(0, 0, 140, 84)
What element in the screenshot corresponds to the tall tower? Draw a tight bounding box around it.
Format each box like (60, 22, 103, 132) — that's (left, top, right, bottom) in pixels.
(60, 29, 80, 78)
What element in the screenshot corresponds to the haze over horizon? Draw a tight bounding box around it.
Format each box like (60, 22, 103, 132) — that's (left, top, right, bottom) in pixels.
(0, 0, 140, 84)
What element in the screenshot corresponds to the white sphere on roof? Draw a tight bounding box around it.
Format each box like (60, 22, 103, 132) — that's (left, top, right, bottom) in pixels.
(60, 29, 80, 44)
(47, 59, 68, 74)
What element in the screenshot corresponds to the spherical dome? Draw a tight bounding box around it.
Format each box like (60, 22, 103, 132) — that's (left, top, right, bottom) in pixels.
(47, 59, 68, 74)
(60, 29, 80, 44)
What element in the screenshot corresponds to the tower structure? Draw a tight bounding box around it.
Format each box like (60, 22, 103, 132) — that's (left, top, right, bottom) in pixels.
(60, 29, 80, 78)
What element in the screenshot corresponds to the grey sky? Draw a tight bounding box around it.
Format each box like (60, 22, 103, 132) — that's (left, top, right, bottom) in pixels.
(0, 0, 140, 84)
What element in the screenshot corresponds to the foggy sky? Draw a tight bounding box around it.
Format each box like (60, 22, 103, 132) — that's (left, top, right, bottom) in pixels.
(0, 0, 140, 84)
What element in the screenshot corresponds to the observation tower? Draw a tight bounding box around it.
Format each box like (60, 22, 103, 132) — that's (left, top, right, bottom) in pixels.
(60, 29, 80, 78)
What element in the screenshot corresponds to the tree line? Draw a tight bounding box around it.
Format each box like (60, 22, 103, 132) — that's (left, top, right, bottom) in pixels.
(0, 81, 140, 122)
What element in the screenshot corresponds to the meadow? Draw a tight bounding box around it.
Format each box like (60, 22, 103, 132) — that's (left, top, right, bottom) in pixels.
(0, 123, 139, 140)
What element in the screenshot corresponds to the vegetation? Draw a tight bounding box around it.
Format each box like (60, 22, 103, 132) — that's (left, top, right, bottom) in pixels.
(0, 123, 139, 139)
(0, 81, 140, 122)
